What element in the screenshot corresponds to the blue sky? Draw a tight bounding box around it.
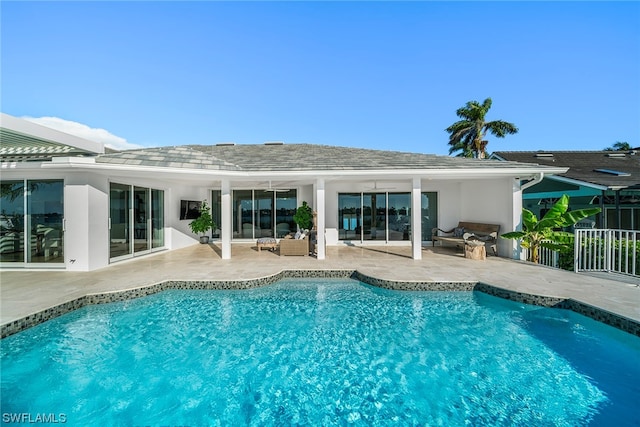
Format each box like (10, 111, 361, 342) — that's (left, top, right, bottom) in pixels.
(2, 1, 639, 155)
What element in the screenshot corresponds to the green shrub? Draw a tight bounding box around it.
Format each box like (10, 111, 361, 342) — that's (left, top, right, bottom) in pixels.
(293, 201, 314, 230)
(189, 201, 215, 235)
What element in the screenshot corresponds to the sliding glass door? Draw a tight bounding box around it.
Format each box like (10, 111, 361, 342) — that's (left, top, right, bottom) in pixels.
(110, 183, 164, 261)
(0, 181, 25, 263)
(110, 183, 131, 259)
(134, 187, 149, 253)
(233, 190, 254, 238)
(231, 189, 297, 239)
(338, 193, 360, 240)
(388, 193, 411, 241)
(255, 192, 274, 238)
(275, 190, 297, 237)
(0, 179, 64, 266)
(421, 192, 438, 240)
(363, 193, 386, 240)
(28, 180, 65, 263)
(338, 192, 437, 242)
(151, 189, 164, 249)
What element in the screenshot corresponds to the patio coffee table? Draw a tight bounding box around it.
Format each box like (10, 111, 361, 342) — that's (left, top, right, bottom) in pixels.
(257, 237, 278, 251)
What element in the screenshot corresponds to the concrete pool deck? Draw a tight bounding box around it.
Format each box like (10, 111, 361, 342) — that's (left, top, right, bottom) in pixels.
(1, 244, 639, 337)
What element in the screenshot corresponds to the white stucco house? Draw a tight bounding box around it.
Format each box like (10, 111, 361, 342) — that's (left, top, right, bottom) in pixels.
(0, 113, 567, 271)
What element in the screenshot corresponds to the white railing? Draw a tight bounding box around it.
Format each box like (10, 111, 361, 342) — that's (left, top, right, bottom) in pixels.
(574, 229, 640, 277)
(539, 244, 560, 268)
(521, 241, 560, 268)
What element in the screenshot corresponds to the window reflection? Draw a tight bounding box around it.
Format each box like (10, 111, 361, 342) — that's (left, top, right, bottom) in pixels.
(338, 192, 437, 242)
(0, 181, 25, 263)
(0, 180, 64, 264)
(276, 190, 296, 237)
(232, 189, 297, 239)
(110, 183, 164, 260)
(388, 193, 410, 241)
(338, 193, 360, 240)
(110, 183, 131, 259)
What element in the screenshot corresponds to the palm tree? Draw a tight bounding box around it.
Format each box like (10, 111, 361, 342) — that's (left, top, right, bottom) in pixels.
(446, 98, 518, 159)
(604, 141, 631, 151)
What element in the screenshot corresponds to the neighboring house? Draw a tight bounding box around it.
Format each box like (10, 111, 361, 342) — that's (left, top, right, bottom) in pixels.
(1, 113, 566, 271)
(492, 151, 640, 230)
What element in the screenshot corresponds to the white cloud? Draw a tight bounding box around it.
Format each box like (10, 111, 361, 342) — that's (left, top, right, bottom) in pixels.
(22, 116, 142, 151)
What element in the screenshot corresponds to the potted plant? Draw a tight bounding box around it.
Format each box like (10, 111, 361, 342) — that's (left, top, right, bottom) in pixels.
(293, 201, 314, 231)
(189, 200, 216, 244)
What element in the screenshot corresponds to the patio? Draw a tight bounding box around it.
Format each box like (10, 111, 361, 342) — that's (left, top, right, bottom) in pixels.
(1, 244, 639, 336)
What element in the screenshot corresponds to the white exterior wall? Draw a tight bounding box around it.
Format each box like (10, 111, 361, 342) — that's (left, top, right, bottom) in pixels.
(0, 169, 110, 271)
(299, 185, 313, 211)
(106, 174, 217, 250)
(324, 182, 340, 232)
(164, 183, 210, 249)
(458, 177, 520, 257)
(64, 172, 217, 270)
(423, 180, 461, 233)
(65, 173, 109, 271)
(321, 178, 519, 256)
(1, 166, 528, 270)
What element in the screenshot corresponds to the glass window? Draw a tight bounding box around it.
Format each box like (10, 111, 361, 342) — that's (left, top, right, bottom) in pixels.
(338, 193, 361, 240)
(110, 183, 163, 260)
(255, 192, 274, 238)
(211, 190, 222, 238)
(134, 187, 149, 253)
(27, 180, 64, 264)
(110, 183, 131, 259)
(363, 193, 386, 240)
(0, 181, 25, 263)
(151, 189, 164, 249)
(421, 192, 438, 241)
(388, 193, 411, 241)
(233, 190, 254, 238)
(275, 190, 296, 237)
(1, 180, 65, 264)
(231, 189, 298, 239)
(339, 191, 430, 242)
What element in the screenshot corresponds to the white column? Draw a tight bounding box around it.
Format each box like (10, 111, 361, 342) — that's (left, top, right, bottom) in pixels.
(66, 175, 109, 271)
(221, 179, 232, 260)
(512, 178, 523, 260)
(65, 183, 91, 271)
(315, 178, 326, 260)
(411, 177, 422, 260)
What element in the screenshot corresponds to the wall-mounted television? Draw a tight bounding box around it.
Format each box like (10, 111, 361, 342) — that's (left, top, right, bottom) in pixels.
(180, 200, 201, 220)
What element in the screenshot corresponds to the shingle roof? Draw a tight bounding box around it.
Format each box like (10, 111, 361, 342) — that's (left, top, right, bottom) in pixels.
(493, 151, 640, 189)
(96, 146, 241, 170)
(96, 143, 557, 172)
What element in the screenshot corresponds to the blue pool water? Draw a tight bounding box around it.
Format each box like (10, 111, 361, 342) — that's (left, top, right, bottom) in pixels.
(1, 279, 639, 426)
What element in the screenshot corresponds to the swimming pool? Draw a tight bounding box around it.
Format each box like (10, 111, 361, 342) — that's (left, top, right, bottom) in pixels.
(2, 279, 638, 426)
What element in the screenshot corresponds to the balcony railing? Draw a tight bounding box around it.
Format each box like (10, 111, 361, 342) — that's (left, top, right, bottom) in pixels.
(519, 229, 639, 278)
(574, 229, 639, 277)
(522, 243, 559, 268)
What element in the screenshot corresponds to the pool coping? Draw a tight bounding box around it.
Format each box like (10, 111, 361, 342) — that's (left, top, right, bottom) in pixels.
(2, 269, 638, 338)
